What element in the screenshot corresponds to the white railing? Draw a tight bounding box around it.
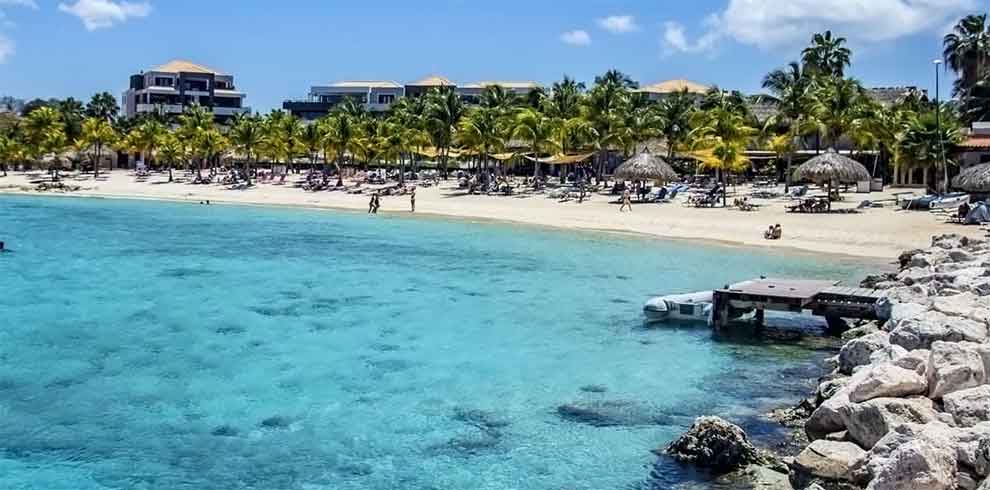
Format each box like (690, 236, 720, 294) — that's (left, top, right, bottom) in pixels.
(136, 104, 184, 113)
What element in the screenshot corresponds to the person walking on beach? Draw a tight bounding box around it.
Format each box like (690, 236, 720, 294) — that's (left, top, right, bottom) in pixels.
(410, 188, 416, 213)
(372, 193, 381, 214)
(368, 194, 375, 214)
(619, 189, 632, 212)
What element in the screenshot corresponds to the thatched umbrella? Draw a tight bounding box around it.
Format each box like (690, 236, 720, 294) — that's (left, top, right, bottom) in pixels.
(952, 163, 990, 192)
(614, 150, 678, 183)
(793, 149, 870, 210)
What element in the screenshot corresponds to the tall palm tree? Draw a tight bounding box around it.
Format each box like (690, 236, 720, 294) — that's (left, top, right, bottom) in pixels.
(762, 61, 813, 189)
(512, 108, 556, 178)
(130, 119, 166, 172)
(177, 105, 215, 179)
(480, 85, 519, 113)
(24, 106, 67, 181)
(944, 14, 990, 96)
(808, 77, 870, 149)
(57, 98, 86, 144)
(690, 98, 757, 206)
(424, 87, 466, 178)
(157, 132, 184, 182)
(459, 107, 506, 181)
(655, 89, 696, 161)
(231, 114, 262, 185)
(78, 117, 118, 177)
(899, 105, 963, 192)
(300, 121, 323, 177)
(0, 134, 25, 177)
(802, 30, 852, 77)
(86, 92, 120, 123)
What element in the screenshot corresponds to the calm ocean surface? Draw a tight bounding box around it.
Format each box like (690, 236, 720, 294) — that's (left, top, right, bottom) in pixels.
(0, 195, 864, 490)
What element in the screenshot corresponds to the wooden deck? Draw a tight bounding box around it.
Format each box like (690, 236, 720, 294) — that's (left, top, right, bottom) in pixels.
(712, 278, 880, 330)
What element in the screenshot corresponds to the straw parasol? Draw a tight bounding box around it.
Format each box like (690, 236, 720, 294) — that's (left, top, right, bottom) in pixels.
(793, 149, 870, 184)
(952, 163, 990, 192)
(792, 149, 870, 210)
(614, 150, 678, 182)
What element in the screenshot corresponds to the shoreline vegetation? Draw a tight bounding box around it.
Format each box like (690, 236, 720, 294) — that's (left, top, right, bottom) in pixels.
(0, 169, 981, 261)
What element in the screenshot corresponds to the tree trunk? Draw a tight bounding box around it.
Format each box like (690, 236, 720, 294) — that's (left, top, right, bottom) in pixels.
(785, 152, 793, 192)
(168, 166, 173, 182)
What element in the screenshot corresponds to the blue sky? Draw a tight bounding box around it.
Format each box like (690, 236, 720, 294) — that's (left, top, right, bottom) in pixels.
(0, 0, 986, 112)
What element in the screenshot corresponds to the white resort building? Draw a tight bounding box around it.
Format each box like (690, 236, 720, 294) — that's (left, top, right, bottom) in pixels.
(123, 60, 249, 122)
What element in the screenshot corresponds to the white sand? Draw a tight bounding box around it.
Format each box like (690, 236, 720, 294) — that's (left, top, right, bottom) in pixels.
(2, 170, 981, 259)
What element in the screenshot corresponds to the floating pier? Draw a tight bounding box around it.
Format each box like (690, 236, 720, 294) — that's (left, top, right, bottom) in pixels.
(711, 278, 882, 331)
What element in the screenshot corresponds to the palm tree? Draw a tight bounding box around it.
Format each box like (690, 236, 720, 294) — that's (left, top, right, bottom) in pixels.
(130, 119, 166, 172)
(655, 89, 696, 161)
(802, 30, 852, 77)
(177, 105, 215, 179)
(86, 92, 120, 123)
(157, 132, 184, 182)
(808, 77, 870, 149)
(57, 98, 86, 144)
(231, 114, 262, 185)
(321, 111, 356, 186)
(0, 134, 25, 177)
(762, 61, 813, 189)
(512, 108, 556, 178)
(78, 117, 118, 177)
(425, 87, 465, 178)
(459, 107, 506, 182)
(944, 14, 990, 96)
(300, 121, 323, 177)
(689, 98, 757, 206)
(480, 85, 519, 113)
(899, 105, 963, 192)
(24, 106, 67, 181)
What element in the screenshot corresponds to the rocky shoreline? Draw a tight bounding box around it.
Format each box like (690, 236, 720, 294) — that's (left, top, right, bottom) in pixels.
(666, 234, 990, 490)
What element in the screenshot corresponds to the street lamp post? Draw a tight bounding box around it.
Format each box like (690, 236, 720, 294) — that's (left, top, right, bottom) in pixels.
(934, 58, 946, 193)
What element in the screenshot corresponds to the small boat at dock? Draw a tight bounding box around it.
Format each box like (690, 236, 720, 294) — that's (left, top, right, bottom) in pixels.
(644, 280, 756, 324)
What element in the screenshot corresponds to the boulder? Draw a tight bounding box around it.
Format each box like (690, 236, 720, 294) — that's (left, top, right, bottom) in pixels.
(840, 397, 939, 449)
(932, 233, 969, 250)
(899, 249, 926, 268)
(890, 310, 988, 351)
(842, 322, 881, 341)
(932, 292, 990, 324)
(944, 386, 990, 427)
(928, 341, 987, 399)
(869, 344, 908, 366)
(816, 377, 850, 405)
(839, 332, 890, 375)
(866, 438, 957, 490)
(665, 416, 765, 473)
(882, 285, 933, 308)
(898, 267, 935, 286)
(793, 440, 866, 481)
(847, 363, 928, 403)
(893, 349, 930, 377)
(823, 355, 840, 373)
(808, 390, 854, 441)
(888, 302, 930, 328)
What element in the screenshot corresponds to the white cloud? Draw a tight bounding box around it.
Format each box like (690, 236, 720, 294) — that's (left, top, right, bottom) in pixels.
(0, 0, 35, 63)
(664, 0, 975, 55)
(598, 15, 638, 34)
(561, 29, 591, 46)
(58, 0, 151, 31)
(662, 21, 720, 55)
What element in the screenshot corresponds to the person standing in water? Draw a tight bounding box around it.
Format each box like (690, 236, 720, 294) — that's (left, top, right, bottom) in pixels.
(410, 188, 416, 213)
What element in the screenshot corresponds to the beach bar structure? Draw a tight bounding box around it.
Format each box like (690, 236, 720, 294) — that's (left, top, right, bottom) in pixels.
(711, 279, 883, 331)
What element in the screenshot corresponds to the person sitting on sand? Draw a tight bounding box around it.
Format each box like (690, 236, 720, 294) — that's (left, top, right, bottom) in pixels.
(763, 224, 782, 240)
(959, 201, 971, 221)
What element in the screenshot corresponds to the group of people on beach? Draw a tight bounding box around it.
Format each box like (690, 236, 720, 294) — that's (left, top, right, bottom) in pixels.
(764, 224, 783, 240)
(368, 188, 416, 214)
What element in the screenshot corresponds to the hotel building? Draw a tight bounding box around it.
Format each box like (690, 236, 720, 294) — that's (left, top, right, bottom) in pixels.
(123, 60, 249, 122)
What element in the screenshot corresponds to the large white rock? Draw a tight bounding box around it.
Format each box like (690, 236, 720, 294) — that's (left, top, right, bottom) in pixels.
(893, 349, 931, 377)
(945, 386, 990, 427)
(929, 341, 987, 399)
(890, 310, 988, 351)
(794, 440, 866, 481)
(807, 391, 852, 441)
(866, 438, 957, 490)
(847, 363, 928, 403)
(932, 292, 990, 324)
(839, 331, 891, 375)
(899, 267, 935, 286)
(869, 344, 909, 366)
(882, 285, 933, 307)
(889, 302, 930, 327)
(840, 396, 939, 449)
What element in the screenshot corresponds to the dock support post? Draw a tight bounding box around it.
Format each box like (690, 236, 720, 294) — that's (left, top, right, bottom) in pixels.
(754, 308, 765, 328)
(713, 291, 729, 332)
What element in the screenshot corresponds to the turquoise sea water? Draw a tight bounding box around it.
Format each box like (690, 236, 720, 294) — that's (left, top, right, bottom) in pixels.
(0, 195, 864, 490)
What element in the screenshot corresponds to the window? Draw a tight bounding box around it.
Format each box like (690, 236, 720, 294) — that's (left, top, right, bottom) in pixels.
(153, 77, 173, 87)
(377, 94, 395, 104)
(678, 304, 695, 316)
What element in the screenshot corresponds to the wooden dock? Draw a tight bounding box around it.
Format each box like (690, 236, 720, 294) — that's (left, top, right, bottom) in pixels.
(711, 278, 882, 331)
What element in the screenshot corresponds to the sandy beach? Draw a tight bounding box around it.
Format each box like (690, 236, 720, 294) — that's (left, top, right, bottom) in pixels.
(1, 170, 981, 259)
